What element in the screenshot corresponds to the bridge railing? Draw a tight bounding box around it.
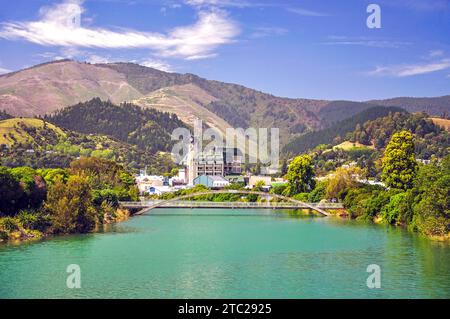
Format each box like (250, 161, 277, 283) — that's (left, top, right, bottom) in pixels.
(119, 200, 344, 209)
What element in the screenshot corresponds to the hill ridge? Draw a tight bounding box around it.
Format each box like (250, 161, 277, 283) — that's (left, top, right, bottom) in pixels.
(0, 60, 449, 147)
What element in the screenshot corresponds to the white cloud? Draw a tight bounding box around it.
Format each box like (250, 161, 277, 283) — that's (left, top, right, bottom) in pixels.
(0, 0, 240, 60)
(428, 50, 444, 58)
(287, 7, 328, 17)
(0, 67, 11, 75)
(86, 55, 111, 64)
(250, 27, 288, 39)
(322, 36, 410, 48)
(138, 59, 173, 72)
(184, 53, 217, 60)
(368, 59, 450, 77)
(60, 47, 86, 58)
(184, 0, 255, 8)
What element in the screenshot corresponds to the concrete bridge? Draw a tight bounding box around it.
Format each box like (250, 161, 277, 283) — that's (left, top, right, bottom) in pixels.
(120, 190, 343, 216)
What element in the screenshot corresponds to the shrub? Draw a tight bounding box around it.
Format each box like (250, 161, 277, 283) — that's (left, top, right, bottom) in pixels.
(0, 217, 19, 232)
(380, 192, 413, 225)
(308, 182, 326, 203)
(17, 210, 51, 231)
(92, 189, 119, 207)
(293, 193, 309, 202)
(270, 184, 287, 195)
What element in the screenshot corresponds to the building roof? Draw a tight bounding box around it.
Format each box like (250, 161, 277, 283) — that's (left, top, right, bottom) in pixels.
(195, 175, 228, 182)
(209, 175, 228, 182)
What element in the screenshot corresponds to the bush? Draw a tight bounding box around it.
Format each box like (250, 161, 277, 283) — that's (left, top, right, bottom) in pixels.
(293, 193, 309, 202)
(270, 184, 287, 195)
(92, 189, 119, 207)
(0, 217, 19, 232)
(308, 182, 326, 203)
(380, 192, 413, 225)
(45, 174, 97, 234)
(343, 188, 372, 218)
(0, 229, 8, 241)
(17, 210, 51, 231)
(412, 215, 449, 237)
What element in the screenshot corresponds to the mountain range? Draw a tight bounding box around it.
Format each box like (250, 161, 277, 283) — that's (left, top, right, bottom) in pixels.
(1, 59, 449, 146)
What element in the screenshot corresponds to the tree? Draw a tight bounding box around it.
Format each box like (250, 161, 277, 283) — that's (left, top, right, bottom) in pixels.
(381, 130, 417, 190)
(38, 168, 69, 185)
(45, 174, 96, 234)
(0, 167, 23, 215)
(308, 181, 326, 203)
(326, 166, 362, 200)
(10, 167, 46, 210)
(411, 156, 450, 236)
(254, 180, 266, 191)
(70, 157, 138, 201)
(280, 159, 288, 176)
(380, 192, 413, 225)
(284, 155, 315, 195)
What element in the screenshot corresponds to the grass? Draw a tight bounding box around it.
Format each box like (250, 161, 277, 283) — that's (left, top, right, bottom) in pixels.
(430, 117, 450, 132)
(0, 118, 66, 146)
(333, 141, 373, 151)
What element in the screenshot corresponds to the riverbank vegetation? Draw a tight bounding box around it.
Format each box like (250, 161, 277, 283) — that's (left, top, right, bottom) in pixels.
(0, 157, 138, 242)
(0, 115, 178, 174)
(282, 130, 450, 239)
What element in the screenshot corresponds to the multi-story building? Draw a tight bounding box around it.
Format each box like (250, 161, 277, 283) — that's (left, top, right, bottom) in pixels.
(184, 145, 242, 185)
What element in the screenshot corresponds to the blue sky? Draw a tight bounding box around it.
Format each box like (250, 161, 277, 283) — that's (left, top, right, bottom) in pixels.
(0, 0, 449, 101)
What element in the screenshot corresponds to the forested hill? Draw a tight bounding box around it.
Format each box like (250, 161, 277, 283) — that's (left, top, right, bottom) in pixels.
(46, 98, 187, 154)
(283, 106, 406, 155)
(348, 112, 450, 159)
(368, 95, 450, 117)
(0, 117, 176, 173)
(2, 60, 449, 148)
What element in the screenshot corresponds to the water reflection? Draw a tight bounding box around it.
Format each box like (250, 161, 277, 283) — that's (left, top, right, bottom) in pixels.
(0, 208, 449, 298)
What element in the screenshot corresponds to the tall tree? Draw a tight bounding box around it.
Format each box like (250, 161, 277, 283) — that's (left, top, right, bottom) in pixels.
(326, 166, 362, 200)
(45, 174, 96, 234)
(0, 167, 23, 216)
(285, 155, 315, 195)
(381, 130, 417, 190)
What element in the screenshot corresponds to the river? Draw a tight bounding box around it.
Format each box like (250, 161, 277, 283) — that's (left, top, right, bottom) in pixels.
(0, 208, 449, 298)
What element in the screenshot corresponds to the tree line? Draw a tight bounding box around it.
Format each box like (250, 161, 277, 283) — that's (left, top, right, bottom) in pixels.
(282, 106, 406, 155)
(0, 157, 139, 241)
(279, 131, 449, 238)
(45, 98, 187, 154)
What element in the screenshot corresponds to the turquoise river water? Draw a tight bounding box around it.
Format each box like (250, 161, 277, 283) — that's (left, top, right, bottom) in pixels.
(0, 208, 449, 298)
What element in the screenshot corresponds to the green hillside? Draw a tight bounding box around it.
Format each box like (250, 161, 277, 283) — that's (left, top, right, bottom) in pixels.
(1, 60, 449, 148)
(310, 112, 450, 177)
(0, 118, 66, 146)
(283, 106, 406, 155)
(45, 98, 187, 154)
(348, 112, 450, 159)
(0, 117, 175, 173)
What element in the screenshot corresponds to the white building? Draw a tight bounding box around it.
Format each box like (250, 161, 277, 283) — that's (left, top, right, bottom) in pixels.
(169, 168, 187, 186)
(136, 169, 166, 194)
(248, 175, 273, 188)
(193, 175, 230, 188)
(147, 186, 173, 195)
